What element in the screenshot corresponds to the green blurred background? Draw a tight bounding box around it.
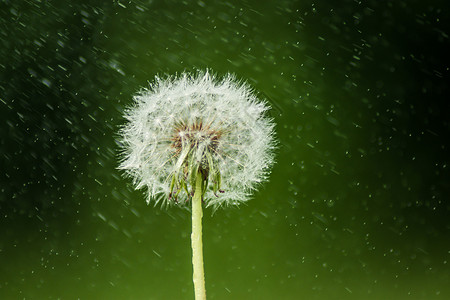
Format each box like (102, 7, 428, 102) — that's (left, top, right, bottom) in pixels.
(1, 0, 449, 299)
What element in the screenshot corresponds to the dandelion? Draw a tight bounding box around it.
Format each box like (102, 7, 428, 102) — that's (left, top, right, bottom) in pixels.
(119, 71, 276, 299)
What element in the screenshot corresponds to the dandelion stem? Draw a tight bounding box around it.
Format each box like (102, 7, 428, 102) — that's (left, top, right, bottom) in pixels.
(192, 171, 206, 300)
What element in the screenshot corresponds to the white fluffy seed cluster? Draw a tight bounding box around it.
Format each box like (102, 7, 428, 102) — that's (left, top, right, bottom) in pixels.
(119, 71, 276, 208)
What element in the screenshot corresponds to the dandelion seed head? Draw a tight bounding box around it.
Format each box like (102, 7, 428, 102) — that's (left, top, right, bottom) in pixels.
(119, 71, 276, 209)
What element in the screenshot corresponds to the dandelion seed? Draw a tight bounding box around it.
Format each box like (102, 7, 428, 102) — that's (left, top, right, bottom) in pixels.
(118, 70, 276, 300)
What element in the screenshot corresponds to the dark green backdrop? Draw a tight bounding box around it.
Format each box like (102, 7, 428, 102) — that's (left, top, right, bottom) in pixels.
(1, 0, 449, 299)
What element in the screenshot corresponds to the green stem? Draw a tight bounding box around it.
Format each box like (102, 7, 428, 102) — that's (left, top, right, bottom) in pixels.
(192, 171, 206, 300)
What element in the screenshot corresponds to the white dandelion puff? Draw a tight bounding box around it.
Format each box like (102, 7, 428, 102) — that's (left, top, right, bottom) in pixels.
(119, 71, 276, 209)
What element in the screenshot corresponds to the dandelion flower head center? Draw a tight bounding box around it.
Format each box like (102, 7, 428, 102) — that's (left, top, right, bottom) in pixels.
(169, 120, 224, 201)
(172, 121, 222, 157)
